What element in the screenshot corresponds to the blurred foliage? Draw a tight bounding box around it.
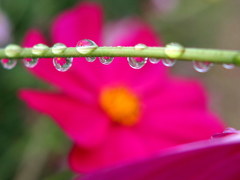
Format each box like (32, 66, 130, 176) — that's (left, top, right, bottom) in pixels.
(0, 0, 240, 179)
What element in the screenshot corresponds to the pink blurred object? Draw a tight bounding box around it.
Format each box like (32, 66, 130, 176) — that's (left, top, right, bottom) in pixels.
(0, 10, 11, 46)
(19, 1, 224, 172)
(151, 0, 179, 15)
(80, 132, 240, 180)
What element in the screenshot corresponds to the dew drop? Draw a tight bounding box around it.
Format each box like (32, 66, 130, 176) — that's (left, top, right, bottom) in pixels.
(1, 59, 17, 70)
(23, 58, 38, 68)
(76, 39, 98, 54)
(212, 127, 240, 138)
(127, 57, 148, 69)
(162, 59, 176, 67)
(5, 44, 22, 57)
(53, 57, 73, 72)
(32, 44, 49, 55)
(134, 43, 147, 50)
(149, 58, 161, 64)
(164, 42, 184, 59)
(223, 64, 235, 69)
(99, 57, 114, 65)
(52, 43, 67, 55)
(193, 61, 213, 73)
(86, 57, 96, 62)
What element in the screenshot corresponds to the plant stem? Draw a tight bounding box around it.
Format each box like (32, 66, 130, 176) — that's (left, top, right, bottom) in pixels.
(0, 46, 240, 65)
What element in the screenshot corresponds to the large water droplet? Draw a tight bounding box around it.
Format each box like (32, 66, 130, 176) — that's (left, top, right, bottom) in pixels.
(149, 58, 161, 64)
(193, 61, 213, 73)
(164, 42, 184, 58)
(86, 57, 96, 62)
(53, 57, 73, 72)
(99, 57, 114, 65)
(127, 57, 148, 69)
(1, 59, 17, 70)
(162, 59, 176, 67)
(5, 44, 22, 57)
(76, 39, 98, 54)
(23, 58, 38, 68)
(134, 43, 147, 50)
(32, 44, 49, 55)
(52, 43, 67, 55)
(223, 64, 234, 69)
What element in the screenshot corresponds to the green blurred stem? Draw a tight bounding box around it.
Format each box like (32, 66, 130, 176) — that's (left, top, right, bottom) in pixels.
(1, 46, 240, 65)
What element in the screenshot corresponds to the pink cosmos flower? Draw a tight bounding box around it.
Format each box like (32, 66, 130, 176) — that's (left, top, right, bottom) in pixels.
(19, 2, 224, 172)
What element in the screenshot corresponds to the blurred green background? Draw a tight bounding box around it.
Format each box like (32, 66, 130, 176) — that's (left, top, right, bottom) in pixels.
(0, 0, 239, 179)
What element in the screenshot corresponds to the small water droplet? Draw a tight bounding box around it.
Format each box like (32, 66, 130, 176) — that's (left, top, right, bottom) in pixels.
(52, 43, 67, 55)
(149, 58, 161, 64)
(164, 42, 184, 58)
(162, 59, 176, 67)
(23, 58, 38, 68)
(134, 43, 147, 50)
(85, 57, 96, 62)
(212, 127, 240, 138)
(99, 57, 114, 65)
(53, 57, 73, 72)
(1, 59, 17, 70)
(32, 44, 49, 55)
(223, 64, 234, 69)
(127, 57, 148, 69)
(76, 39, 98, 54)
(5, 44, 22, 57)
(193, 61, 213, 73)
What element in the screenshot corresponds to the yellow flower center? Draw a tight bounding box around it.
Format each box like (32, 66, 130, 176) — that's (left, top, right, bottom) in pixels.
(100, 87, 140, 126)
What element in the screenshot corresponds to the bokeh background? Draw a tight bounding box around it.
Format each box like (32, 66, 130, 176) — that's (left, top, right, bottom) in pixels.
(0, 0, 239, 179)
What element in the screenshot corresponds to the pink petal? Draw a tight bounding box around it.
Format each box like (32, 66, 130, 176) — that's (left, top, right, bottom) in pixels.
(19, 90, 109, 147)
(51, 1, 103, 46)
(100, 18, 168, 93)
(81, 135, 240, 180)
(137, 108, 224, 145)
(22, 29, 97, 103)
(141, 77, 208, 111)
(57, 17, 169, 96)
(51, 1, 106, 90)
(68, 128, 148, 172)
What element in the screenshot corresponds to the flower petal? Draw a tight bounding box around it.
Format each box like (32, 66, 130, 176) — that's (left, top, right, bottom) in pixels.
(51, 1, 103, 46)
(137, 108, 224, 145)
(51, 1, 106, 90)
(101, 18, 168, 93)
(69, 128, 148, 172)
(22, 29, 97, 103)
(81, 135, 240, 180)
(19, 89, 109, 147)
(141, 77, 208, 111)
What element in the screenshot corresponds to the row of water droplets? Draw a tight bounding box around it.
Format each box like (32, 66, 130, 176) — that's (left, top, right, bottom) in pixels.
(1, 40, 235, 72)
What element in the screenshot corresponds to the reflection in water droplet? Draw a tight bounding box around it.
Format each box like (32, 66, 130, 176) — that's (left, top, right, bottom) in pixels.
(223, 64, 234, 70)
(86, 57, 96, 62)
(127, 57, 148, 69)
(134, 43, 147, 50)
(164, 42, 184, 58)
(162, 59, 176, 67)
(193, 61, 213, 73)
(149, 58, 161, 64)
(32, 44, 49, 55)
(1, 59, 17, 70)
(53, 57, 73, 72)
(23, 58, 38, 68)
(52, 43, 67, 55)
(76, 39, 98, 54)
(99, 57, 114, 65)
(5, 44, 22, 57)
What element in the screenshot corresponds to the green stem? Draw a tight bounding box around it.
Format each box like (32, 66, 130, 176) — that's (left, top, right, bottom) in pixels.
(1, 46, 240, 65)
